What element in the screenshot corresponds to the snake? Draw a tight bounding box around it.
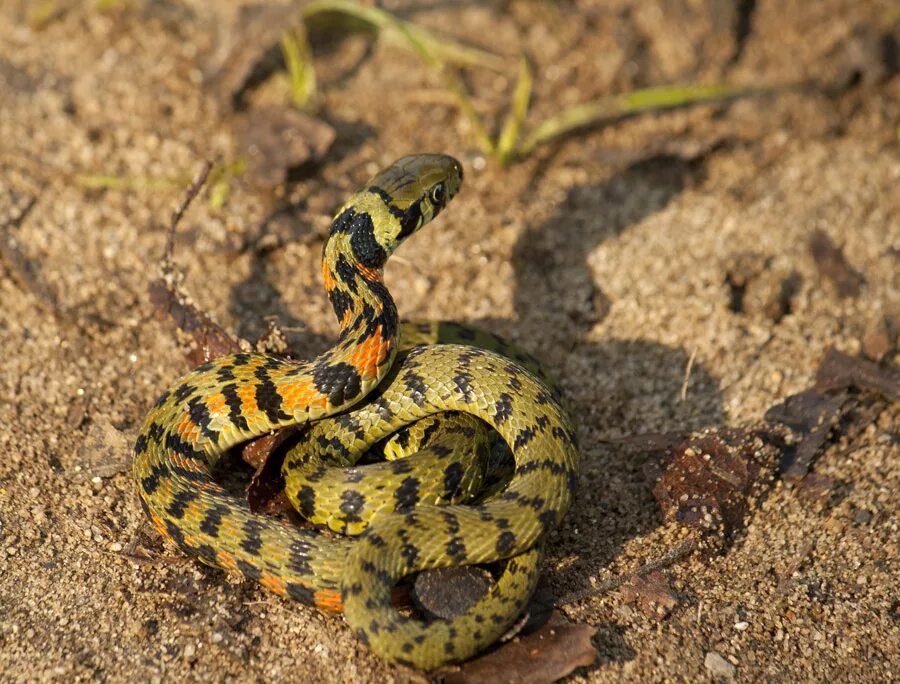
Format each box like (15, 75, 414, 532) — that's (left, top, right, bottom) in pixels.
(132, 154, 580, 669)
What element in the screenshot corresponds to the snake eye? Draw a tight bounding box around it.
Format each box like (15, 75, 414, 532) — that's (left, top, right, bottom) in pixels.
(430, 183, 445, 206)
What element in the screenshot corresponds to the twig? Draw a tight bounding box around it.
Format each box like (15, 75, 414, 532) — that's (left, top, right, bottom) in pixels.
(559, 536, 697, 606)
(163, 160, 213, 268)
(680, 347, 698, 402)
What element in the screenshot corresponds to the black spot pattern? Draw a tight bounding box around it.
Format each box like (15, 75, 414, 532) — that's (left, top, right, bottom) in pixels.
(339, 490, 366, 522)
(402, 371, 428, 406)
(495, 530, 517, 555)
(446, 537, 467, 561)
(236, 559, 263, 580)
(199, 504, 230, 536)
(296, 486, 316, 518)
(334, 254, 359, 294)
(312, 361, 362, 406)
(442, 462, 465, 498)
(493, 392, 513, 425)
(166, 489, 198, 519)
(394, 476, 420, 510)
(240, 519, 265, 557)
(348, 212, 387, 269)
(221, 382, 249, 433)
(452, 371, 474, 402)
(286, 582, 316, 605)
(253, 366, 292, 424)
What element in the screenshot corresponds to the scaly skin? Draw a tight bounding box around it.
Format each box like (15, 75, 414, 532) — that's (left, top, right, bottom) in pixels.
(132, 154, 580, 668)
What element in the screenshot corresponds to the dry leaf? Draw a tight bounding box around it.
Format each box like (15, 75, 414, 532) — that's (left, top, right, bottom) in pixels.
(619, 571, 678, 619)
(149, 276, 242, 366)
(438, 611, 597, 684)
(76, 420, 133, 480)
(646, 428, 775, 536)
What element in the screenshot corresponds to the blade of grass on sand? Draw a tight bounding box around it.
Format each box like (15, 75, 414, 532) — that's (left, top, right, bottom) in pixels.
(207, 159, 247, 210)
(518, 83, 757, 158)
(74, 174, 186, 192)
(301, 0, 504, 71)
(281, 26, 317, 108)
(389, 18, 495, 156)
(495, 57, 533, 167)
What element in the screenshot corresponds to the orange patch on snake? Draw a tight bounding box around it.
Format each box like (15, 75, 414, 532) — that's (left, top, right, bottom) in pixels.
(279, 378, 328, 414)
(261, 576, 288, 596)
(314, 588, 344, 613)
(216, 550, 239, 572)
(205, 392, 227, 418)
(346, 328, 388, 380)
(236, 383, 259, 415)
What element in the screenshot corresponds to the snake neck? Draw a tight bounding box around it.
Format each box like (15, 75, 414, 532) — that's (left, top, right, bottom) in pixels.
(321, 229, 399, 385)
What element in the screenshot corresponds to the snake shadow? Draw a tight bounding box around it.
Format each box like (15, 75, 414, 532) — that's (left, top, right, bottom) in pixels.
(468, 153, 725, 667)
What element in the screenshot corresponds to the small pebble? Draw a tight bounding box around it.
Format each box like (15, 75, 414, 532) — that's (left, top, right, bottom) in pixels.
(734, 621, 750, 631)
(853, 509, 873, 525)
(211, 632, 223, 644)
(109, 542, 123, 553)
(705, 651, 736, 679)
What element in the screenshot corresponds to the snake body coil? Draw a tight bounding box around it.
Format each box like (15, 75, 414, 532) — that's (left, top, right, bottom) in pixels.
(132, 155, 580, 669)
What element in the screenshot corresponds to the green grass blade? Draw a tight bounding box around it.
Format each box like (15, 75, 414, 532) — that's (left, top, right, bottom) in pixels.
(495, 57, 533, 166)
(301, 0, 504, 71)
(389, 16, 495, 156)
(281, 27, 317, 108)
(519, 83, 757, 158)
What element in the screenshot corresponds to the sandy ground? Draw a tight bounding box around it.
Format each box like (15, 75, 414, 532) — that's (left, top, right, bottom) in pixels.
(1, 1, 898, 682)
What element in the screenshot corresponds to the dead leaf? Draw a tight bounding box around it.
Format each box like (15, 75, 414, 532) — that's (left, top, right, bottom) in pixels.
(764, 347, 897, 481)
(244, 427, 301, 514)
(764, 389, 848, 481)
(437, 611, 597, 684)
(814, 347, 899, 400)
(234, 105, 335, 188)
(808, 230, 864, 299)
(149, 276, 242, 366)
(76, 420, 134, 480)
(646, 428, 776, 537)
(794, 471, 838, 506)
(618, 571, 678, 619)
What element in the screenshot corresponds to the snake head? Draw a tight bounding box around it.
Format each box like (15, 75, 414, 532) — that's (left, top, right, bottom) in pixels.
(327, 155, 464, 271)
(374, 154, 464, 242)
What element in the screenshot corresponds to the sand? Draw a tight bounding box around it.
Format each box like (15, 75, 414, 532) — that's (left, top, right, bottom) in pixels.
(0, 1, 897, 681)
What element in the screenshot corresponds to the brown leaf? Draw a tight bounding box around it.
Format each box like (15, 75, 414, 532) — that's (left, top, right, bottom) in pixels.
(619, 571, 678, 619)
(764, 388, 848, 481)
(437, 611, 597, 684)
(763, 347, 897, 481)
(808, 230, 864, 299)
(794, 472, 837, 505)
(243, 427, 301, 514)
(148, 276, 241, 366)
(646, 428, 775, 536)
(234, 105, 335, 188)
(814, 347, 899, 400)
(75, 420, 134, 481)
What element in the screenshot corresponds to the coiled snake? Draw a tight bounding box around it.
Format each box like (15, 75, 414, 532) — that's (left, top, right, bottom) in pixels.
(133, 155, 580, 669)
